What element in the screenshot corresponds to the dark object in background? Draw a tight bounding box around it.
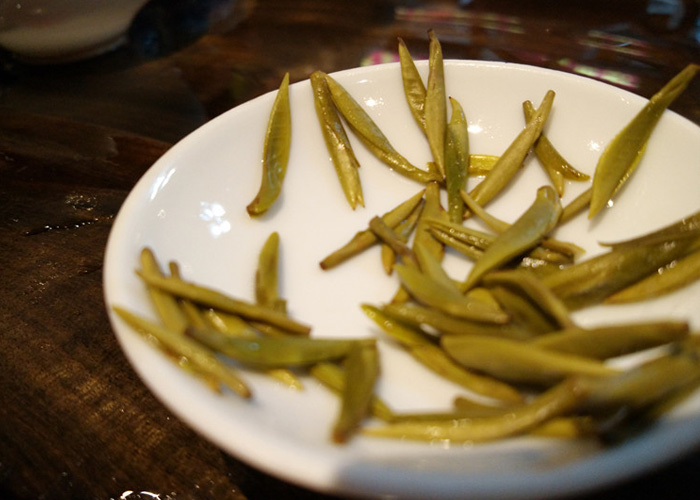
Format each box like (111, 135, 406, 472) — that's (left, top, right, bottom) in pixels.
(644, 0, 699, 33)
(128, 0, 235, 59)
(463, 0, 699, 35)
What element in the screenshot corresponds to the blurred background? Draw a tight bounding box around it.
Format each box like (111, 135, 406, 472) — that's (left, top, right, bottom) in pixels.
(1, 2, 699, 500)
(1, 0, 698, 143)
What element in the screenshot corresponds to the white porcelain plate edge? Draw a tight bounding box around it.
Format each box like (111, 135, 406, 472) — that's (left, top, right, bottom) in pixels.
(104, 60, 700, 500)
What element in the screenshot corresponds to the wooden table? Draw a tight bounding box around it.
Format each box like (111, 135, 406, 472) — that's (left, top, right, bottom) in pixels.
(2, 1, 699, 498)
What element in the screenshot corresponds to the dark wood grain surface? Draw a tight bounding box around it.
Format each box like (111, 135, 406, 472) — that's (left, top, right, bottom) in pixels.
(1, 1, 699, 499)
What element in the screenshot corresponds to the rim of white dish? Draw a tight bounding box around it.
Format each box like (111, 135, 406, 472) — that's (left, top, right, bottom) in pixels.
(104, 59, 700, 500)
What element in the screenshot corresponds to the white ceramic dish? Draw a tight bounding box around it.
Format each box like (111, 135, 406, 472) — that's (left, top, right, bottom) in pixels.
(104, 60, 700, 500)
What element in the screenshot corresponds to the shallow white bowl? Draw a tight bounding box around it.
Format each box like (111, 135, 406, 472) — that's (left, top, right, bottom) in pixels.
(104, 60, 700, 500)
